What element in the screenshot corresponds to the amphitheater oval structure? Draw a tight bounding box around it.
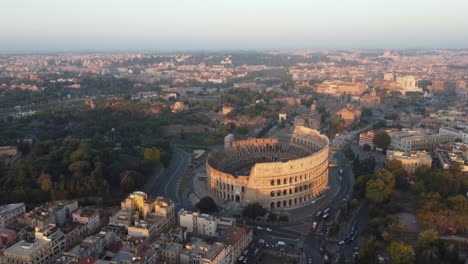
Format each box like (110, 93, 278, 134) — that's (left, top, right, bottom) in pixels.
(206, 126, 330, 210)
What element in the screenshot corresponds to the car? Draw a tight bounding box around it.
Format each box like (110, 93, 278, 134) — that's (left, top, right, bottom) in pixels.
(243, 258, 248, 263)
(338, 240, 345, 245)
(316, 211, 322, 218)
(323, 208, 331, 214)
(321, 213, 329, 220)
(256, 226, 263, 230)
(266, 228, 272, 232)
(311, 221, 318, 232)
(308, 259, 312, 263)
(339, 169, 343, 174)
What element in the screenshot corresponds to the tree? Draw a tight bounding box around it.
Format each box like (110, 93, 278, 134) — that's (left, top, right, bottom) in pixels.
(373, 130, 391, 151)
(366, 169, 395, 203)
(418, 229, 438, 247)
(338, 250, 345, 264)
(357, 237, 377, 263)
(387, 241, 414, 264)
(268, 213, 278, 222)
(120, 172, 135, 192)
(362, 144, 371, 151)
(143, 147, 160, 162)
(330, 117, 344, 136)
(38, 174, 53, 192)
(195, 196, 218, 214)
(242, 203, 267, 219)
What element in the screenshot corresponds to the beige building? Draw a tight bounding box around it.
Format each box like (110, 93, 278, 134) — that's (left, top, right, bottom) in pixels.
(336, 106, 362, 128)
(111, 192, 175, 240)
(359, 131, 375, 148)
(386, 150, 432, 174)
(218, 227, 252, 260)
(1, 224, 65, 264)
(315, 80, 367, 96)
(180, 238, 232, 264)
(72, 208, 100, 235)
(360, 89, 381, 108)
(207, 126, 329, 210)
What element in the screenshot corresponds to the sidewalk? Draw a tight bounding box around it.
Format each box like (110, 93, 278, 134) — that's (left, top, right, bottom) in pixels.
(191, 164, 226, 206)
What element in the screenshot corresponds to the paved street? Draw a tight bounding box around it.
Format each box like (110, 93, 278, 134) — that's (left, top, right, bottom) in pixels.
(149, 146, 192, 212)
(149, 133, 368, 264)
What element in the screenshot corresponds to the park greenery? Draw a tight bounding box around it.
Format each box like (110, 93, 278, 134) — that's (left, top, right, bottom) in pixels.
(350, 147, 467, 264)
(0, 102, 173, 204)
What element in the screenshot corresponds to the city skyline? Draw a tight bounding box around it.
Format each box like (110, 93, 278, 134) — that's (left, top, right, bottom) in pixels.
(1, 0, 468, 53)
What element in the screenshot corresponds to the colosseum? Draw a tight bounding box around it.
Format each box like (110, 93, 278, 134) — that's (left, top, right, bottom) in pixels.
(206, 126, 330, 210)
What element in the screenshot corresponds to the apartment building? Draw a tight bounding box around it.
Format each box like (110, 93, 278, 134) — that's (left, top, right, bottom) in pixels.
(439, 127, 468, 143)
(0, 224, 65, 264)
(0, 203, 26, 228)
(110, 191, 175, 239)
(359, 130, 375, 148)
(72, 208, 100, 235)
(178, 210, 235, 238)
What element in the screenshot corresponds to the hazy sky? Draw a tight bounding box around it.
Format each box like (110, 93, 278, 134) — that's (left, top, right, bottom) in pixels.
(1, 0, 467, 52)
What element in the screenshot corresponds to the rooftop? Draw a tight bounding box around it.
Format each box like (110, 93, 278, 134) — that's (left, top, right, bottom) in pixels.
(0, 203, 25, 216)
(5, 238, 49, 256)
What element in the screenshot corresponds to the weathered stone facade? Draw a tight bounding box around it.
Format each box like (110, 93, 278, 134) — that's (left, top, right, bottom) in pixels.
(206, 126, 329, 209)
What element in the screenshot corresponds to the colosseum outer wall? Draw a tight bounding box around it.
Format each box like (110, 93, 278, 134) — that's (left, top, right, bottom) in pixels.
(206, 126, 329, 210)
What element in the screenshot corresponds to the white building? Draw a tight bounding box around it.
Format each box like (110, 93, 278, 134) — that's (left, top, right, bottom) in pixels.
(72, 208, 100, 235)
(0, 203, 25, 229)
(178, 210, 235, 238)
(389, 129, 455, 152)
(439, 127, 468, 144)
(0, 224, 65, 264)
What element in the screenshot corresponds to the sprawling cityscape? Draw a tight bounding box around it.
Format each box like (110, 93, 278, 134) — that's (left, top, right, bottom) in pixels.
(1, 1, 468, 264)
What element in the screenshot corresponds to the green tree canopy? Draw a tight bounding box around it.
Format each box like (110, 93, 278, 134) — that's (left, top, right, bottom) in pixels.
(143, 147, 161, 162)
(387, 241, 414, 264)
(373, 130, 391, 150)
(418, 229, 438, 247)
(196, 196, 218, 214)
(242, 203, 267, 219)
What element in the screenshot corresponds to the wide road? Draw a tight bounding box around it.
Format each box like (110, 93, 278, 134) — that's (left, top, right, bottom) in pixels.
(149, 146, 191, 212)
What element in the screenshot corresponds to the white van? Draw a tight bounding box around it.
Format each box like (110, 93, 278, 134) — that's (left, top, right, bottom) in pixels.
(277, 241, 286, 246)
